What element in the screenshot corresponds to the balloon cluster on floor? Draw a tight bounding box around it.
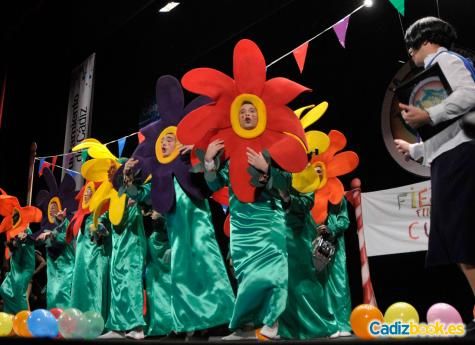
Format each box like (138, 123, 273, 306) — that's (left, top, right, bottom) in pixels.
(350, 301, 465, 339)
(0, 308, 104, 338)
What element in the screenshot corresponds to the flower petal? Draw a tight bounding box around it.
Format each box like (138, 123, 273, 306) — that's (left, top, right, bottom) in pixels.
(182, 68, 235, 100)
(0, 216, 12, 233)
(292, 165, 320, 194)
(233, 39, 266, 95)
(267, 133, 308, 172)
(59, 173, 77, 197)
(323, 130, 347, 158)
(176, 103, 228, 145)
(156, 75, 185, 124)
(266, 106, 307, 146)
(326, 151, 359, 178)
(21, 206, 43, 223)
(140, 120, 165, 144)
(306, 131, 330, 155)
(109, 192, 127, 226)
(0, 195, 20, 217)
(35, 190, 50, 209)
(152, 173, 175, 214)
(81, 159, 111, 182)
(42, 168, 59, 196)
(89, 181, 113, 211)
(311, 193, 330, 224)
(325, 178, 345, 205)
(262, 77, 310, 106)
(299, 102, 328, 129)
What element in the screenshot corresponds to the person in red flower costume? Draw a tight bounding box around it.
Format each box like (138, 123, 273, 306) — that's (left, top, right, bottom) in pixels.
(177, 39, 310, 340)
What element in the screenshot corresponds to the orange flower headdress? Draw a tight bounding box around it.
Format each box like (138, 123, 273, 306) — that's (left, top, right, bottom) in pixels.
(0, 189, 42, 257)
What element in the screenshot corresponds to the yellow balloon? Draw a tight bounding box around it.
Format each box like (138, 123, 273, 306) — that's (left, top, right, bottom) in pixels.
(384, 302, 420, 324)
(0, 312, 13, 336)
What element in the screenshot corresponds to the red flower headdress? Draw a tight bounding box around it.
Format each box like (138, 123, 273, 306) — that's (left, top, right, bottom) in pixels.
(177, 39, 310, 202)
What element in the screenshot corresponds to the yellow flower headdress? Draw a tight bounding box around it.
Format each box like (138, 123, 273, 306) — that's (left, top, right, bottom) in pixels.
(72, 138, 126, 228)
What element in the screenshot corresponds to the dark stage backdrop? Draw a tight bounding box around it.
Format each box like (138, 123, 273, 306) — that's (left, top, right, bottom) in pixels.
(1, 0, 474, 321)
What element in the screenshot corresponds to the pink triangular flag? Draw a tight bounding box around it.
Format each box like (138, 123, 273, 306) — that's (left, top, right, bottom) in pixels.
(293, 42, 309, 74)
(333, 15, 350, 48)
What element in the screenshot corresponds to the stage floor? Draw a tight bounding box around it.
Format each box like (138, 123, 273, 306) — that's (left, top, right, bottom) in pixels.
(0, 335, 474, 344)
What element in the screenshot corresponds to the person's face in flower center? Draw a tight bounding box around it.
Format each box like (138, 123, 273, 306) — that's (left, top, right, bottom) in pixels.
(239, 102, 258, 130)
(83, 186, 93, 205)
(49, 201, 59, 218)
(161, 133, 177, 157)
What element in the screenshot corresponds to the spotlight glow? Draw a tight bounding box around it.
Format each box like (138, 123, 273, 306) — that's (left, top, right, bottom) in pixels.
(364, 0, 374, 7)
(159, 1, 180, 13)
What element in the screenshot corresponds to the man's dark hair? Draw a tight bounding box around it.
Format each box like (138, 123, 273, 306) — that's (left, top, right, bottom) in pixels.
(405, 16, 457, 50)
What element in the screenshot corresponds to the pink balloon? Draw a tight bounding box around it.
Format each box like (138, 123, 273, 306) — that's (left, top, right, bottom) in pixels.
(426, 303, 462, 324)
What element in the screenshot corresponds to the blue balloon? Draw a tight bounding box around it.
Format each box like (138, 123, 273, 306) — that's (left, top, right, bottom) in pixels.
(27, 309, 58, 338)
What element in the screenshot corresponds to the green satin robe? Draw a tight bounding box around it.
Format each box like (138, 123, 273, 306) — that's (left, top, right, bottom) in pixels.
(206, 163, 288, 330)
(325, 198, 351, 333)
(144, 216, 173, 336)
(164, 178, 234, 332)
(278, 191, 338, 339)
(44, 219, 75, 309)
(103, 186, 148, 332)
(70, 214, 111, 321)
(0, 228, 35, 314)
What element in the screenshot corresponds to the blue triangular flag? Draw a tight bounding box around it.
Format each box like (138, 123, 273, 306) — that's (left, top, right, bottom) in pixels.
(118, 137, 127, 157)
(38, 158, 45, 175)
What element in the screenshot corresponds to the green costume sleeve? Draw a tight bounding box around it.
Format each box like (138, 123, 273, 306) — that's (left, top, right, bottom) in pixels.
(46, 219, 69, 247)
(98, 210, 112, 231)
(267, 166, 292, 191)
(124, 182, 152, 204)
(288, 191, 314, 214)
(205, 161, 229, 191)
(326, 198, 350, 237)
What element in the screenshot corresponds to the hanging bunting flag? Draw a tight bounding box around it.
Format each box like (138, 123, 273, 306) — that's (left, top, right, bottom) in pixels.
(39, 160, 52, 176)
(293, 42, 309, 74)
(38, 158, 46, 176)
(138, 132, 145, 144)
(389, 0, 405, 16)
(51, 156, 58, 171)
(117, 136, 127, 157)
(333, 15, 351, 48)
